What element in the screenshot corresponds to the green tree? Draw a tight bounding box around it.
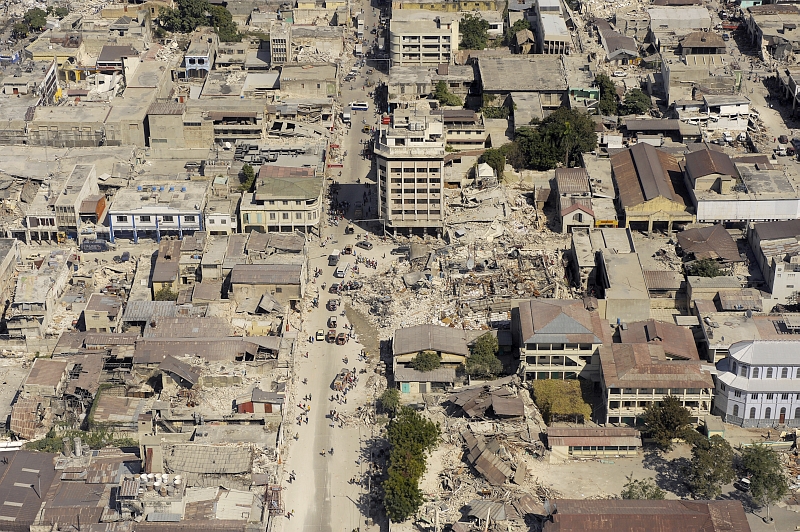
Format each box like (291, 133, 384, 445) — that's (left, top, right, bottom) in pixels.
(379, 388, 401, 415)
(154, 286, 178, 301)
(240, 164, 255, 191)
(466, 333, 502, 378)
(47, 5, 69, 18)
(686, 258, 723, 278)
(159, 0, 239, 40)
(685, 435, 736, 499)
(741, 444, 790, 519)
(514, 107, 597, 170)
(434, 81, 463, 107)
(460, 14, 490, 50)
(642, 395, 692, 451)
(410, 351, 441, 372)
(621, 88, 652, 116)
(209, 4, 241, 42)
(24, 8, 48, 31)
(532, 380, 592, 423)
(621, 476, 666, 500)
(12, 23, 29, 38)
(479, 148, 506, 178)
(595, 74, 618, 116)
(383, 408, 440, 522)
(504, 17, 531, 45)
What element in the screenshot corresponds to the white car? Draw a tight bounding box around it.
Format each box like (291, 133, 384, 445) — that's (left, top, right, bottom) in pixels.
(613, 70, 627, 77)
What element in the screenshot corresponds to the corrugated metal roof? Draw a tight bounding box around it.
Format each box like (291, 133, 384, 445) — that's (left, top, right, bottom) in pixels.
(642, 270, 684, 291)
(122, 301, 177, 322)
(599, 344, 714, 389)
(685, 149, 738, 183)
(0, 451, 59, 531)
(517, 299, 603, 345)
(618, 319, 700, 360)
(543, 499, 750, 532)
(555, 168, 590, 195)
(677, 225, 742, 262)
(611, 143, 686, 208)
(394, 366, 456, 383)
(547, 427, 642, 448)
(393, 324, 470, 357)
(462, 431, 513, 486)
(158, 355, 201, 386)
(230, 263, 302, 285)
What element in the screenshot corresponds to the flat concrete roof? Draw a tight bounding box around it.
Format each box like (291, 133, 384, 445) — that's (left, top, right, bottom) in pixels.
(478, 56, 566, 92)
(602, 252, 649, 300)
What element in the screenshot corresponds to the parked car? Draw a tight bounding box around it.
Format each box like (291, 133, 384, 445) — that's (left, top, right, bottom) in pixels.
(343, 244, 353, 255)
(327, 330, 337, 343)
(722, 33, 730, 41)
(735, 478, 751, 492)
(779, 134, 789, 144)
(327, 298, 339, 311)
(316, 329, 325, 342)
(345, 223, 355, 234)
(328, 315, 338, 328)
(391, 246, 410, 255)
(613, 70, 627, 77)
(356, 240, 373, 250)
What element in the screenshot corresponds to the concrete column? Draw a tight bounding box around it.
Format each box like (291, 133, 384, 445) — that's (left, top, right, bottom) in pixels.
(648, 218, 653, 234)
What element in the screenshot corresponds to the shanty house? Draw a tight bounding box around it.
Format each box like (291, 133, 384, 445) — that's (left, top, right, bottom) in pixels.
(236, 387, 285, 413)
(22, 358, 70, 398)
(513, 299, 605, 382)
(82, 293, 124, 333)
(610, 142, 694, 233)
(229, 263, 306, 309)
(546, 426, 642, 459)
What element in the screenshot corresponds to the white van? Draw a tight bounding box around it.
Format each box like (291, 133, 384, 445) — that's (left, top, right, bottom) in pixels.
(334, 262, 350, 278)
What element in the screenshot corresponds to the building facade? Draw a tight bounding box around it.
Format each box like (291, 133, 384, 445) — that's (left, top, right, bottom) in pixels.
(239, 166, 323, 235)
(715, 340, 800, 427)
(389, 12, 458, 66)
(376, 105, 446, 235)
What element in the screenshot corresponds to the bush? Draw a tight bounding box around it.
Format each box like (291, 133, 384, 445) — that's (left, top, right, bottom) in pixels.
(382, 408, 440, 522)
(379, 388, 401, 415)
(479, 148, 506, 178)
(621, 476, 665, 500)
(532, 380, 592, 423)
(621, 88, 652, 116)
(154, 286, 178, 301)
(685, 258, 723, 278)
(466, 333, 502, 378)
(596, 74, 618, 116)
(410, 351, 441, 372)
(434, 81, 463, 107)
(240, 164, 256, 191)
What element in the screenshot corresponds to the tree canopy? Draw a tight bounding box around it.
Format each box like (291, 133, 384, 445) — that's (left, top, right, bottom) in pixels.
(741, 444, 790, 512)
(460, 14, 489, 50)
(642, 395, 692, 451)
(466, 333, 502, 378)
(24, 8, 48, 31)
(504, 17, 530, 45)
(383, 408, 440, 522)
(410, 351, 441, 372)
(479, 148, 505, 178)
(379, 388, 401, 415)
(510, 107, 597, 170)
(596, 74, 618, 116)
(239, 164, 256, 191)
(159, 0, 241, 41)
(531, 379, 592, 424)
(685, 435, 735, 499)
(621, 476, 666, 500)
(154, 286, 178, 301)
(434, 81, 463, 107)
(622, 88, 652, 116)
(685, 258, 724, 278)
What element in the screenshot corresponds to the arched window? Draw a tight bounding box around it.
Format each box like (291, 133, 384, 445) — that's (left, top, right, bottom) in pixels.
(765, 407, 772, 420)
(767, 368, 774, 379)
(795, 407, 800, 419)
(732, 405, 739, 417)
(781, 407, 787, 421)
(782, 367, 789, 379)
(750, 407, 756, 419)
(753, 367, 760, 378)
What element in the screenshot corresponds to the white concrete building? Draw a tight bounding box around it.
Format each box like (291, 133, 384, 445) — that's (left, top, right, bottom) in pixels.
(715, 340, 800, 427)
(108, 181, 208, 243)
(390, 11, 459, 66)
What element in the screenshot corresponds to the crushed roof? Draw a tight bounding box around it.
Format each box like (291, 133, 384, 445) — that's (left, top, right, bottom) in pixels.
(677, 224, 742, 262)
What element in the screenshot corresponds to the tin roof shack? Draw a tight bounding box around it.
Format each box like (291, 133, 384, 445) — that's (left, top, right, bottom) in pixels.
(542, 499, 750, 532)
(0, 238, 21, 298)
(600, 343, 714, 425)
(22, 358, 70, 398)
(236, 387, 285, 414)
(0, 451, 60, 528)
(229, 263, 305, 310)
(82, 293, 124, 333)
(8, 249, 72, 339)
(513, 299, 605, 382)
(596, 252, 651, 324)
(279, 64, 338, 98)
(610, 142, 695, 233)
(546, 427, 642, 460)
(152, 239, 181, 298)
(617, 319, 700, 360)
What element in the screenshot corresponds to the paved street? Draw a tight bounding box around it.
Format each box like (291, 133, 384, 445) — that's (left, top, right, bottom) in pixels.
(279, 8, 391, 530)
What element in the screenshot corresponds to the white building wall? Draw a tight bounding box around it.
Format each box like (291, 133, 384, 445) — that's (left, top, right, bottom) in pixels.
(696, 198, 800, 223)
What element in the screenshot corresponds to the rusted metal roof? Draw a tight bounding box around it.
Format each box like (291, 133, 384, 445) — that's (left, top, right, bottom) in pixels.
(599, 344, 713, 390)
(678, 224, 742, 262)
(24, 358, 68, 388)
(684, 148, 738, 183)
(462, 431, 513, 486)
(642, 270, 684, 291)
(555, 168, 590, 195)
(10, 396, 46, 439)
(618, 319, 700, 360)
(230, 263, 302, 285)
(546, 427, 642, 448)
(610, 143, 685, 208)
(543, 499, 751, 532)
(0, 451, 59, 530)
(158, 355, 201, 387)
